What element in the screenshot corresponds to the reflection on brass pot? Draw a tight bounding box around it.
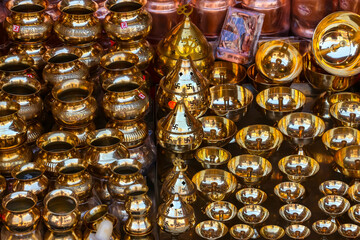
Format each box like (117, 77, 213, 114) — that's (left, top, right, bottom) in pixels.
(253, 73, 293, 92)
(0, 175, 6, 197)
(322, 127, 360, 155)
(330, 101, 360, 128)
(44, 229, 82, 240)
(319, 180, 349, 196)
(0, 144, 32, 176)
(205, 201, 237, 222)
(195, 220, 228, 239)
(209, 61, 246, 85)
(10, 41, 48, 70)
(236, 188, 267, 205)
(0, 54, 37, 82)
(107, 119, 148, 148)
(54, 0, 101, 44)
(104, 0, 152, 41)
(312, 220, 337, 236)
(334, 145, 360, 179)
(199, 116, 237, 147)
(195, 146, 231, 169)
(338, 223, 360, 238)
(329, 92, 360, 106)
(274, 182, 305, 203)
(55, 121, 96, 149)
(4, 0, 53, 42)
(229, 224, 254, 240)
(76, 42, 104, 73)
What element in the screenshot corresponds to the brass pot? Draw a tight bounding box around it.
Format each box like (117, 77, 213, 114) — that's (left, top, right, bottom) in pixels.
(36, 131, 80, 177)
(43, 189, 80, 232)
(110, 39, 154, 71)
(11, 162, 49, 200)
(125, 184, 152, 215)
(85, 128, 129, 178)
(1, 228, 43, 240)
(42, 47, 89, 87)
(44, 229, 82, 240)
(128, 142, 154, 172)
(27, 121, 44, 145)
(0, 175, 6, 197)
(54, 0, 101, 44)
(0, 144, 32, 176)
(51, 79, 97, 126)
(104, 0, 152, 41)
(55, 121, 96, 149)
(125, 215, 153, 236)
(107, 158, 146, 202)
(76, 42, 104, 73)
(0, 54, 38, 81)
(10, 41, 48, 71)
(1, 191, 41, 233)
(4, 0, 53, 42)
(55, 158, 93, 203)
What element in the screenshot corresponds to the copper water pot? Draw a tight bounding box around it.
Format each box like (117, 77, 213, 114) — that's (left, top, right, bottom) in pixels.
(0, 54, 38, 81)
(10, 42, 48, 71)
(51, 79, 97, 126)
(4, 0, 53, 42)
(104, 0, 152, 41)
(54, 0, 102, 44)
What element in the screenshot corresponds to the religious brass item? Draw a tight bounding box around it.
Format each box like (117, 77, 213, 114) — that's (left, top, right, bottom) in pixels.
(318, 195, 350, 225)
(0, 54, 37, 85)
(10, 41, 48, 70)
(285, 224, 310, 239)
(238, 204, 269, 239)
(195, 146, 231, 169)
(279, 204, 311, 223)
(349, 183, 360, 203)
(274, 182, 305, 203)
(338, 224, 360, 239)
(322, 127, 360, 155)
(195, 220, 228, 239)
(199, 116, 237, 147)
(319, 180, 349, 196)
(278, 155, 320, 182)
(236, 188, 267, 205)
(348, 204, 360, 225)
(260, 225, 285, 240)
(229, 224, 254, 240)
(329, 92, 360, 106)
(75, 42, 104, 73)
(0, 144, 32, 176)
(205, 201, 237, 222)
(312, 220, 337, 237)
(252, 72, 292, 92)
(330, 101, 360, 128)
(209, 61, 246, 85)
(334, 145, 360, 180)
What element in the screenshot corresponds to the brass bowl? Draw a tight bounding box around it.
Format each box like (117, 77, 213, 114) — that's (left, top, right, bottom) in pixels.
(338, 224, 360, 238)
(312, 220, 337, 236)
(319, 180, 349, 196)
(256, 87, 306, 123)
(349, 183, 360, 203)
(228, 155, 272, 186)
(330, 101, 360, 128)
(247, 64, 257, 82)
(279, 204, 311, 223)
(199, 116, 237, 147)
(238, 205, 269, 238)
(209, 61, 246, 85)
(0, 54, 37, 81)
(260, 225, 285, 240)
(278, 155, 320, 182)
(195, 220, 228, 240)
(285, 224, 310, 239)
(322, 127, 360, 155)
(236, 124, 283, 158)
(236, 188, 267, 205)
(318, 195, 350, 218)
(329, 92, 360, 106)
(348, 204, 360, 224)
(192, 169, 237, 202)
(229, 224, 254, 240)
(334, 145, 360, 179)
(252, 73, 292, 92)
(195, 146, 232, 169)
(209, 84, 253, 122)
(205, 201, 237, 222)
(274, 182, 305, 203)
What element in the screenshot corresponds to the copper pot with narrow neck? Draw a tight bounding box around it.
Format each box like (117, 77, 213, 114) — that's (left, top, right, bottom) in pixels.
(0, 54, 38, 81)
(42, 47, 89, 87)
(51, 79, 97, 127)
(35, 131, 80, 178)
(4, 0, 53, 42)
(104, 0, 152, 41)
(11, 162, 49, 201)
(54, 0, 102, 44)
(10, 41, 48, 71)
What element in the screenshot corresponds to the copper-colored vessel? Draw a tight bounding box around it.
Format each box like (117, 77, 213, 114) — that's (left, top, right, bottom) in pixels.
(0, 144, 32, 176)
(56, 121, 96, 149)
(76, 42, 104, 73)
(0, 54, 38, 81)
(10, 42, 48, 71)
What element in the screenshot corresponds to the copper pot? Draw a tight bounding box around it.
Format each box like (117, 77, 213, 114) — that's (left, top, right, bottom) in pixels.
(54, 0, 102, 44)
(10, 41, 48, 71)
(4, 0, 53, 42)
(0, 54, 38, 81)
(104, 0, 152, 41)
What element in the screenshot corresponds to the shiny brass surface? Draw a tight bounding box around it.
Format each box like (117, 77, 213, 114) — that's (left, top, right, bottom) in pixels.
(348, 204, 360, 224)
(319, 180, 349, 196)
(110, 39, 154, 71)
(55, 121, 96, 149)
(125, 215, 153, 237)
(252, 72, 293, 93)
(43, 189, 80, 232)
(328, 92, 360, 106)
(312, 11, 360, 77)
(107, 119, 148, 148)
(12, 162, 48, 200)
(157, 193, 196, 236)
(279, 204, 311, 223)
(104, 0, 152, 41)
(318, 195, 350, 221)
(76, 42, 104, 72)
(195, 146, 231, 169)
(338, 223, 360, 238)
(0, 175, 6, 197)
(54, 0, 101, 44)
(0, 144, 32, 176)
(85, 128, 129, 178)
(312, 220, 337, 236)
(285, 224, 310, 239)
(55, 158, 92, 203)
(157, 99, 203, 153)
(195, 220, 228, 239)
(274, 181, 305, 203)
(247, 64, 256, 82)
(10, 41, 47, 70)
(154, 5, 214, 77)
(0, 54, 37, 83)
(236, 124, 283, 158)
(192, 169, 237, 202)
(322, 127, 360, 155)
(51, 79, 97, 126)
(256, 87, 306, 123)
(229, 224, 254, 240)
(278, 155, 320, 182)
(199, 116, 237, 147)
(228, 155, 272, 187)
(349, 183, 360, 203)
(209, 61, 246, 85)
(260, 225, 285, 240)
(205, 201, 237, 222)
(278, 112, 325, 155)
(334, 145, 360, 179)
(236, 188, 267, 205)
(42, 47, 89, 87)
(330, 101, 360, 128)
(255, 40, 302, 83)
(209, 84, 253, 122)
(107, 158, 146, 202)
(238, 204, 269, 239)
(4, 0, 53, 42)
(36, 131, 79, 177)
(44, 230, 82, 240)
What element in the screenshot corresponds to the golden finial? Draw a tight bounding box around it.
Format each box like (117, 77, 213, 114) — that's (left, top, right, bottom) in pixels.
(177, 4, 193, 17)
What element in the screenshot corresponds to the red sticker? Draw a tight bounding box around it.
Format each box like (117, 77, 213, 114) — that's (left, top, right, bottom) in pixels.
(142, 75, 146, 80)
(168, 101, 176, 109)
(138, 93, 146, 99)
(110, 40, 115, 46)
(120, 22, 128, 29)
(13, 25, 20, 32)
(26, 73, 34, 78)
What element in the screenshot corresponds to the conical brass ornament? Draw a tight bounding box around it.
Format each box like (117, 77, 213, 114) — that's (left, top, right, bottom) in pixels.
(156, 56, 210, 118)
(161, 158, 196, 204)
(156, 97, 203, 153)
(154, 4, 214, 77)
